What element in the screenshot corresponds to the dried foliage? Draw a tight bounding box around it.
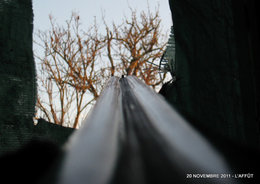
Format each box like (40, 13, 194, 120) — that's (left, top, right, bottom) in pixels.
(35, 7, 167, 128)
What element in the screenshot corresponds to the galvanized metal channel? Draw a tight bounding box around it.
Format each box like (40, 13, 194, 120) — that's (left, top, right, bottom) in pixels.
(58, 76, 237, 184)
(58, 77, 123, 184)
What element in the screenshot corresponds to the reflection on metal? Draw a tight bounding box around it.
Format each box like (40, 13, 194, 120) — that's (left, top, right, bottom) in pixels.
(59, 77, 123, 184)
(59, 76, 236, 184)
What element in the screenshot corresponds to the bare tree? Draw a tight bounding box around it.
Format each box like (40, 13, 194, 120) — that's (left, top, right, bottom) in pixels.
(35, 7, 168, 128)
(106, 8, 167, 88)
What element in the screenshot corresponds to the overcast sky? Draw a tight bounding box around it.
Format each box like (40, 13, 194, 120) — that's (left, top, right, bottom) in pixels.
(32, 0, 172, 32)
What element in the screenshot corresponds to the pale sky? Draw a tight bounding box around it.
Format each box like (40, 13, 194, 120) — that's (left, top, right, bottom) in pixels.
(32, 0, 172, 33)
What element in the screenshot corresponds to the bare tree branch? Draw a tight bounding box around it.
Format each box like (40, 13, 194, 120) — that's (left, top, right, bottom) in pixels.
(35, 6, 169, 128)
